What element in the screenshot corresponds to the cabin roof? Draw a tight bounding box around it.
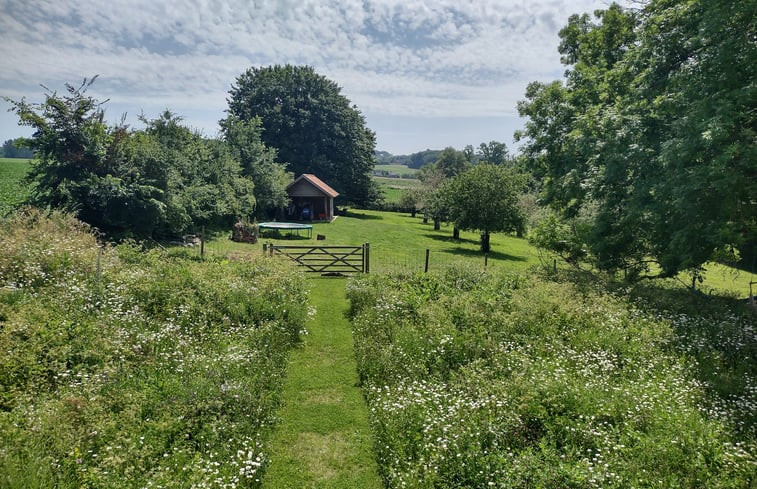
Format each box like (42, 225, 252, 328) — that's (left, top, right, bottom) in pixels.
(286, 174, 339, 198)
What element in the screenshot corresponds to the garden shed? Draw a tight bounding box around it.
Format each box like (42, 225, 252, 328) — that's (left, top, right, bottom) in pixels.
(286, 174, 339, 222)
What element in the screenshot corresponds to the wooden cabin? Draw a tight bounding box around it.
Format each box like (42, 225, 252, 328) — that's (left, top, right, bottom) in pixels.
(286, 174, 339, 222)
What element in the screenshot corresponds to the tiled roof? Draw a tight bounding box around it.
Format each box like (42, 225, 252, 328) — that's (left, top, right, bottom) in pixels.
(287, 174, 340, 198)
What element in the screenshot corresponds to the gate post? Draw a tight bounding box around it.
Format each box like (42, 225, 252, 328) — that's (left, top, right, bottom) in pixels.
(364, 243, 370, 274)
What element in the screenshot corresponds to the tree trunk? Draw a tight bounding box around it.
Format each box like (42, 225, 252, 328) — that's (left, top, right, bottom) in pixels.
(423, 217, 428, 224)
(411, 209, 416, 218)
(433, 219, 440, 231)
(453, 227, 460, 239)
(480, 231, 490, 253)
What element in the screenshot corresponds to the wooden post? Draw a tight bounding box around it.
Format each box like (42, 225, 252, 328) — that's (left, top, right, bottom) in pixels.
(263, 243, 267, 254)
(96, 246, 102, 282)
(554, 259, 557, 273)
(200, 226, 205, 259)
(425, 249, 430, 273)
(484, 253, 488, 268)
(364, 243, 370, 274)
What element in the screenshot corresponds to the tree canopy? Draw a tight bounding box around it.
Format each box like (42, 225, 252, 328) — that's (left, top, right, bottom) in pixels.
(227, 65, 379, 206)
(5, 79, 274, 238)
(442, 164, 525, 253)
(517, 0, 756, 280)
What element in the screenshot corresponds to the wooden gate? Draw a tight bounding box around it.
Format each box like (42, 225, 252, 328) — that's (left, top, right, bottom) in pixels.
(265, 243, 369, 274)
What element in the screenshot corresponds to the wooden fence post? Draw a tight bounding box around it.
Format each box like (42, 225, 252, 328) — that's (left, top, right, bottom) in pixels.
(425, 249, 430, 273)
(364, 243, 370, 274)
(200, 226, 205, 259)
(484, 253, 488, 268)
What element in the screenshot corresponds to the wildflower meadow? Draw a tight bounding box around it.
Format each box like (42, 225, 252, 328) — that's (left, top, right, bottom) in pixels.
(0, 209, 309, 488)
(347, 268, 756, 488)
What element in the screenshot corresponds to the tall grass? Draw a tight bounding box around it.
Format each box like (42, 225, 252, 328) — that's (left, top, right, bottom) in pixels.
(347, 268, 756, 488)
(0, 208, 309, 488)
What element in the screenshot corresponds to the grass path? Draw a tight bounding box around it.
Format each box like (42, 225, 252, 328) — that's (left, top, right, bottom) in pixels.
(262, 277, 383, 488)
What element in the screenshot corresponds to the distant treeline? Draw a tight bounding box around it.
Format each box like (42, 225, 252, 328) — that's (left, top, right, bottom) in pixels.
(375, 149, 442, 169)
(0, 139, 33, 159)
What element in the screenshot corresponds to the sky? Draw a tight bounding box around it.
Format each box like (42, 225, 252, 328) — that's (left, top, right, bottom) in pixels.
(0, 0, 622, 155)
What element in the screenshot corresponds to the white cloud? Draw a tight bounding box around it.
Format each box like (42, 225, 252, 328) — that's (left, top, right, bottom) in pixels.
(0, 0, 628, 152)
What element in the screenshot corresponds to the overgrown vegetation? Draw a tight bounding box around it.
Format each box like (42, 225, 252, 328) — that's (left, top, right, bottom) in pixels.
(5, 77, 288, 238)
(0, 208, 309, 488)
(517, 1, 756, 280)
(347, 268, 756, 488)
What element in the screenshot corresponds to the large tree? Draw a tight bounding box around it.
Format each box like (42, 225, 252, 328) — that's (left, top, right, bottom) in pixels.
(227, 65, 379, 206)
(443, 164, 525, 253)
(517, 1, 755, 281)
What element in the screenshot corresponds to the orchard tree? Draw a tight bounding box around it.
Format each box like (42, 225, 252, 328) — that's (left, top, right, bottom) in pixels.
(226, 65, 379, 206)
(443, 164, 525, 253)
(435, 146, 469, 178)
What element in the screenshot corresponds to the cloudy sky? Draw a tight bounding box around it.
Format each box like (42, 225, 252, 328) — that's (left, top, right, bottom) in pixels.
(1, 0, 621, 155)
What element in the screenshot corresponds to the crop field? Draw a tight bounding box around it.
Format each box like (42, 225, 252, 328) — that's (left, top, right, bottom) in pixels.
(347, 269, 756, 488)
(0, 158, 30, 216)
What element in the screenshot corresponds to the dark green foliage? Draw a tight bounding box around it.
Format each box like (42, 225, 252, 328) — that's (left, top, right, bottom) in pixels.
(477, 140, 509, 165)
(433, 146, 468, 178)
(227, 65, 380, 206)
(517, 1, 756, 280)
(220, 116, 291, 218)
(6, 81, 258, 238)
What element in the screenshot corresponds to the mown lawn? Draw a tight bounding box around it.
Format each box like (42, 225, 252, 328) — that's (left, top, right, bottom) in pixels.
(203, 209, 753, 297)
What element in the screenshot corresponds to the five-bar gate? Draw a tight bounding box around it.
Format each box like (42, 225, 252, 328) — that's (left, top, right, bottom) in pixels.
(264, 243, 369, 274)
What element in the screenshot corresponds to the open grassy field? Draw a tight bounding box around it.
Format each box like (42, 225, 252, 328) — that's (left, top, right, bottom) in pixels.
(0, 158, 30, 216)
(348, 268, 756, 488)
(373, 164, 417, 177)
(373, 176, 421, 204)
(202, 209, 754, 297)
(205, 209, 540, 276)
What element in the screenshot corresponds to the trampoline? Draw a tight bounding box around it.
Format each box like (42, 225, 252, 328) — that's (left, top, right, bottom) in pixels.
(258, 222, 313, 238)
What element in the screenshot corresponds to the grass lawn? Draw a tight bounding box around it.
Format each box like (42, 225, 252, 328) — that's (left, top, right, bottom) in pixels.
(205, 209, 540, 276)
(203, 209, 754, 297)
(262, 278, 383, 488)
(0, 158, 30, 216)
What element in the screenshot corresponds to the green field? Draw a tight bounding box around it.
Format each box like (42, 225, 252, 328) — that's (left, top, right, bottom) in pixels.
(373, 164, 417, 177)
(373, 176, 421, 204)
(348, 268, 756, 488)
(203, 209, 754, 296)
(0, 158, 30, 216)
